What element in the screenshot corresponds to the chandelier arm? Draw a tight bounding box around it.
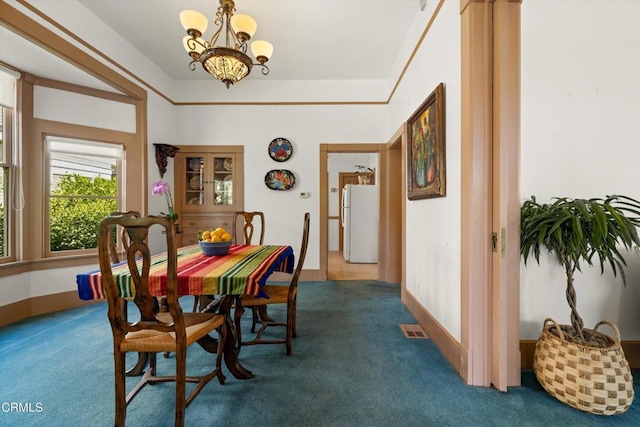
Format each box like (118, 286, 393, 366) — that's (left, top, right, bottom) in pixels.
(209, 23, 224, 47)
(186, 37, 208, 52)
(188, 60, 198, 71)
(256, 64, 270, 76)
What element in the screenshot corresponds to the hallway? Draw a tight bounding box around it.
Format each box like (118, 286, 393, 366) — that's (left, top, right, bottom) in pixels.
(327, 250, 377, 280)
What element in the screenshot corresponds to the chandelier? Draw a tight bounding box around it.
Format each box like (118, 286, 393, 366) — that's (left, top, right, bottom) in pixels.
(180, 0, 273, 88)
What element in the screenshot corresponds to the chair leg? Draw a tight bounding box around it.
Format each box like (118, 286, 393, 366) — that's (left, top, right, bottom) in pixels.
(114, 350, 127, 427)
(286, 304, 294, 356)
(174, 348, 187, 427)
(192, 296, 199, 313)
(291, 297, 298, 338)
(216, 321, 227, 385)
(149, 352, 157, 375)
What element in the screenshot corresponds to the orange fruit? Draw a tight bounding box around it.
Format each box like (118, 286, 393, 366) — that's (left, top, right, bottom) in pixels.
(212, 234, 222, 242)
(221, 232, 231, 242)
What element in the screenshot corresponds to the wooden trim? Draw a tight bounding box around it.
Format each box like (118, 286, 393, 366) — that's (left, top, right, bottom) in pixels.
(319, 143, 383, 153)
(386, 0, 446, 103)
(29, 118, 142, 259)
(0, 298, 31, 327)
(520, 340, 536, 369)
(269, 269, 321, 282)
(379, 124, 405, 284)
(402, 287, 461, 375)
(175, 101, 388, 106)
(1, 1, 145, 100)
(0, 290, 100, 328)
(174, 145, 244, 153)
(22, 73, 136, 104)
(319, 143, 384, 281)
(460, 0, 493, 387)
(492, 0, 522, 388)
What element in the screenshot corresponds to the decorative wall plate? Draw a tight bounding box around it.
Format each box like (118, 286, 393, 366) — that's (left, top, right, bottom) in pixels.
(264, 169, 296, 190)
(223, 158, 233, 171)
(188, 158, 202, 171)
(189, 175, 201, 189)
(268, 138, 293, 162)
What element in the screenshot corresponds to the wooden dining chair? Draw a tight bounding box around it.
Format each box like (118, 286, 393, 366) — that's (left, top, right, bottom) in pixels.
(193, 210, 266, 312)
(98, 212, 227, 427)
(234, 212, 310, 355)
(232, 211, 265, 244)
(106, 212, 136, 264)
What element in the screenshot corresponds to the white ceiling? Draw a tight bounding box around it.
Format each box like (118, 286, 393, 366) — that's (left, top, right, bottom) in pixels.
(0, 0, 423, 93)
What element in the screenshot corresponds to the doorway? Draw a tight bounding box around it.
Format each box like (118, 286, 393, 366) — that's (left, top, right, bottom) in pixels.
(327, 154, 378, 280)
(319, 142, 403, 284)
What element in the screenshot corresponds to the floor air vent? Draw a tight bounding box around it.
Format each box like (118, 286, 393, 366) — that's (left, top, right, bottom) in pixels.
(399, 324, 428, 339)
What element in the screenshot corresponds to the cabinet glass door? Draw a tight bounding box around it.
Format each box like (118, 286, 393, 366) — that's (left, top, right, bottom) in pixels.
(184, 156, 205, 206)
(213, 156, 233, 207)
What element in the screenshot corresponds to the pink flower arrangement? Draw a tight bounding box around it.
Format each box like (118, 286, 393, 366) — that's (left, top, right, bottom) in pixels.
(152, 180, 178, 221)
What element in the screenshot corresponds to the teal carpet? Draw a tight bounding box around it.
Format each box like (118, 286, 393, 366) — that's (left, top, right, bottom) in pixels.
(1, 280, 638, 426)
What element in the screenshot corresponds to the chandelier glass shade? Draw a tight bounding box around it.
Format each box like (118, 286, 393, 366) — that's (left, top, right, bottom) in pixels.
(180, 0, 273, 88)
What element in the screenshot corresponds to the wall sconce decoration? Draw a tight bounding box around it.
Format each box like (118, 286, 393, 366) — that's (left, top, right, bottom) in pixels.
(154, 143, 180, 178)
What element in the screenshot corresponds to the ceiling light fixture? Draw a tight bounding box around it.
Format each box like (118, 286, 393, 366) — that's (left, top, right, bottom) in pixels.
(180, 0, 273, 88)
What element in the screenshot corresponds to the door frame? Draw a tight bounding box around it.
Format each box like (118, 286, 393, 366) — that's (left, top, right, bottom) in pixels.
(320, 143, 382, 281)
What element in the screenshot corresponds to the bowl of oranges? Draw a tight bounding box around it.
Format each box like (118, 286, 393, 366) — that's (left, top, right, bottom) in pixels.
(197, 227, 232, 256)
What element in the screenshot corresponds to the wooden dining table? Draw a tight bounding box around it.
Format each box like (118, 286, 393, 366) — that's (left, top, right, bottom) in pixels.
(76, 243, 295, 379)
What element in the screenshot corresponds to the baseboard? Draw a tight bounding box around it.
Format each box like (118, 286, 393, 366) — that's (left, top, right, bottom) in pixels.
(0, 290, 99, 328)
(0, 269, 322, 328)
(401, 287, 461, 376)
(521, 340, 640, 369)
(269, 269, 321, 282)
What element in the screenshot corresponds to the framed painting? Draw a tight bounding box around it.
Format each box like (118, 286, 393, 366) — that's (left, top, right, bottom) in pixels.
(406, 82, 445, 200)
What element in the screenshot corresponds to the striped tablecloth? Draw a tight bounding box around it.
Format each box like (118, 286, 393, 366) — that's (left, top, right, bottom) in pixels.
(76, 244, 295, 301)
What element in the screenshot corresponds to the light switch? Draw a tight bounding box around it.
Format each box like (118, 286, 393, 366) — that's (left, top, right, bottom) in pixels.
(300, 191, 311, 198)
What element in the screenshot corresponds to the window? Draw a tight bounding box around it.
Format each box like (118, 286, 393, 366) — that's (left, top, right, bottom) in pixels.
(46, 137, 122, 253)
(0, 106, 11, 259)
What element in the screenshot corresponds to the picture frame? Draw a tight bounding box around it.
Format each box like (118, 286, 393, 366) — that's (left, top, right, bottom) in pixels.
(406, 82, 445, 200)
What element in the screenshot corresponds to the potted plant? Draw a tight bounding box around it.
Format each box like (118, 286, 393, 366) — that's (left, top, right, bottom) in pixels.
(152, 180, 181, 233)
(354, 165, 374, 184)
(521, 194, 640, 415)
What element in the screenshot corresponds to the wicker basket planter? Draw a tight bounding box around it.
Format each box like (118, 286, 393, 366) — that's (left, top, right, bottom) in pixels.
(533, 318, 634, 416)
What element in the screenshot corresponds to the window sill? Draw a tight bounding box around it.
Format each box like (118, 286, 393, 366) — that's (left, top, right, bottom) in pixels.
(0, 254, 99, 277)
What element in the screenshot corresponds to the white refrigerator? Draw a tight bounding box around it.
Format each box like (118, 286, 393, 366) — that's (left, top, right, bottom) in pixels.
(341, 184, 378, 263)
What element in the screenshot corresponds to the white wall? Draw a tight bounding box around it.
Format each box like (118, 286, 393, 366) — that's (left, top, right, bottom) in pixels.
(173, 105, 388, 270)
(520, 0, 640, 340)
(386, 0, 462, 340)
